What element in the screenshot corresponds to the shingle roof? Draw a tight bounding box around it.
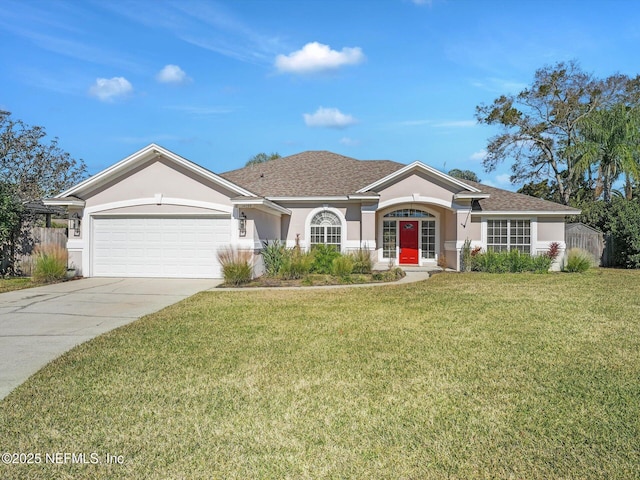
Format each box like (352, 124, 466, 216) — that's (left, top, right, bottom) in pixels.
(220, 150, 578, 213)
(220, 151, 404, 197)
(464, 181, 579, 213)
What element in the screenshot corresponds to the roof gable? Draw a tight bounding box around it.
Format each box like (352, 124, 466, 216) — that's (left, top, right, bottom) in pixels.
(56, 144, 255, 199)
(358, 161, 481, 194)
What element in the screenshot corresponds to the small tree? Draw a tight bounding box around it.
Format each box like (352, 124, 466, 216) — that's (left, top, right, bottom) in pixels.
(245, 152, 281, 167)
(448, 169, 480, 182)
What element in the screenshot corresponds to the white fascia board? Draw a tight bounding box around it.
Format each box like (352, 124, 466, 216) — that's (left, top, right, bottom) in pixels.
(56, 143, 256, 199)
(266, 196, 351, 202)
(357, 161, 481, 194)
(43, 198, 86, 207)
(348, 194, 380, 200)
(232, 198, 291, 216)
(471, 210, 580, 216)
(454, 192, 491, 200)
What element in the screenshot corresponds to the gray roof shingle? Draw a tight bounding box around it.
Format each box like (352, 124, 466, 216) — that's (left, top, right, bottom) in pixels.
(220, 150, 578, 213)
(220, 151, 403, 197)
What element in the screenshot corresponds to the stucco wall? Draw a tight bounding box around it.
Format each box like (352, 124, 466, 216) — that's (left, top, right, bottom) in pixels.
(82, 159, 236, 210)
(537, 217, 566, 242)
(377, 171, 459, 206)
(278, 202, 362, 248)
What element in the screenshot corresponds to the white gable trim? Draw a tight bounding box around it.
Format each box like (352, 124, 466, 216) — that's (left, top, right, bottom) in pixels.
(377, 195, 464, 211)
(57, 144, 256, 199)
(357, 161, 481, 194)
(84, 197, 233, 215)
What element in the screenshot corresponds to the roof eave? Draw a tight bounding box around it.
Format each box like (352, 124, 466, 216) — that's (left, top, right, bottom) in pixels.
(43, 197, 86, 207)
(231, 197, 291, 216)
(471, 209, 580, 216)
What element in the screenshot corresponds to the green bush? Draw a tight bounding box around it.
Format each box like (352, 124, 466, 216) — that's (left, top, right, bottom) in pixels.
(311, 244, 341, 274)
(531, 254, 553, 273)
(217, 247, 253, 285)
(32, 244, 68, 283)
(280, 250, 313, 280)
(350, 248, 373, 274)
(331, 255, 354, 277)
(576, 198, 640, 268)
(261, 240, 287, 277)
(472, 248, 552, 274)
(564, 248, 593, 273)
(372, 267, 406, 282)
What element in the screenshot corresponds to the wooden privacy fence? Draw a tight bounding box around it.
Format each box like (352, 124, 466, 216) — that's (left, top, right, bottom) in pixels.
(565, 223, 610, 266)
(16, 227, 68, 276)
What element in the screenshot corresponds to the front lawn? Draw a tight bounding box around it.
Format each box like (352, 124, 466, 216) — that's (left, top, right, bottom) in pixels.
(1, 270, 639, 479)
(0, 277, 34, 293)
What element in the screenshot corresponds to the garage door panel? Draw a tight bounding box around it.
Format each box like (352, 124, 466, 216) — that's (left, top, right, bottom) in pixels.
(92, 217, 230, 278)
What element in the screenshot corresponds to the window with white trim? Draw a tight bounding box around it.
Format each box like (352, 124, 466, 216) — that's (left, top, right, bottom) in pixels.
(487, 219, 531, 253)
(310, 211, 341, 249)
(383, 220, 396, 258)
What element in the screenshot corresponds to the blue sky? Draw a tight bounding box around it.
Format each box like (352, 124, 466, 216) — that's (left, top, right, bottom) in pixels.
(2, 0, 640, 190)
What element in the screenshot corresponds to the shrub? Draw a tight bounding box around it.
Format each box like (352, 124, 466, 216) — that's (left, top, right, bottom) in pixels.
(32, 244, 68, 283)
(311, 244, 341, 274)
(372, 267, 406, 282)
(564, 248, 593, 273)
(471, 248, 552, 273)
(331, 255, 353, 277)
(261, 240, 287, 277)
(531, 254, 553, 273)
(280, 250, 313, 280)
(217, 247, 253, 285)
(350, 248, 373, 274)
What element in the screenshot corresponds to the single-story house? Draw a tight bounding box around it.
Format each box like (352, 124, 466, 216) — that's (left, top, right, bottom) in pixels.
(44, 144, 579, 278)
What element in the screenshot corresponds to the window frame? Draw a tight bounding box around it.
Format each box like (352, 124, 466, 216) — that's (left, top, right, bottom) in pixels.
(485, 218, 532, 254)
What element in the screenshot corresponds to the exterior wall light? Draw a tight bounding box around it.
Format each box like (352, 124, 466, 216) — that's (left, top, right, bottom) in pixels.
(239, 212, 247, 237)
(71, 212, 81, 237)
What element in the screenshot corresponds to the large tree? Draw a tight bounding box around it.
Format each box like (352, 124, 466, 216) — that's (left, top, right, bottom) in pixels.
(475, 61, 628, 205)
(573, 104, 640, 202)
(0, 111, 87, 274)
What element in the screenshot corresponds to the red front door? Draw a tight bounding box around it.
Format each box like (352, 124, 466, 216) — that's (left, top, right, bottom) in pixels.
(399, 221, 419, 264)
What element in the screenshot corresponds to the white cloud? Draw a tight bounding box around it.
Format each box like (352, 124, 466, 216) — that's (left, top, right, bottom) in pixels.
(275, 42, 365, 74)
(470, 149, 487, 161)
(496, 174, 512, 185)
(156, 64, 190, 84)
(303, 107, 357, 129)
(411, 0, 432, 5)
(89, 77, 133, 102)
(340, 137, 360, 146)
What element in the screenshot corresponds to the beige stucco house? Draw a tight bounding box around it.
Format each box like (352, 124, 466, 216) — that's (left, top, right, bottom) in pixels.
(44, 144, 579, 278)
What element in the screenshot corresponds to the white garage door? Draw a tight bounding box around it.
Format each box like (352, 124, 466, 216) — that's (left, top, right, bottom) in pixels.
(92, 217, 231, 278)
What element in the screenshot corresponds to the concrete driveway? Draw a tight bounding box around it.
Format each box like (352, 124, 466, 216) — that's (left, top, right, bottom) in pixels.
(0, 277, 221, 400)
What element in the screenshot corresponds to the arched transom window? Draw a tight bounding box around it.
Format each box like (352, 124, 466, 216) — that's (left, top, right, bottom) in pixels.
(310, 211, 341, 249)
(382, 208, 436, 259)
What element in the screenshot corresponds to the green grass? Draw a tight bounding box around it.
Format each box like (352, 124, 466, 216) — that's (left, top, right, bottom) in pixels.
(1, 270, 639, 479)
(0, 277, 34, 293)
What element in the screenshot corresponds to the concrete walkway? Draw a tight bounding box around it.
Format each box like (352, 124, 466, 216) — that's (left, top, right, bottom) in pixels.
(0, 277, 221, 400)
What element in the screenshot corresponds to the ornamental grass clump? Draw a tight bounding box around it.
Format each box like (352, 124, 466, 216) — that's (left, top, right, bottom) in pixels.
(331, 255, 353, 278)
(279, 249, 313, 280)
(32, 244, 68, 283)
(349, 248, 373, 274)
(564, 248, 594, 273)
(217, 247, 253, 285)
